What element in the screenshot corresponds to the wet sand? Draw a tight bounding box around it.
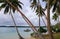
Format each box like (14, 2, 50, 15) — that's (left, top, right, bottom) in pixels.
(25, 37, 35, 39)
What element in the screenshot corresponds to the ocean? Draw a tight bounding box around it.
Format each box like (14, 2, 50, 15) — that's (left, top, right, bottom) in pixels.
(0, 26, 47, 39)
(0, 27, 34, 39)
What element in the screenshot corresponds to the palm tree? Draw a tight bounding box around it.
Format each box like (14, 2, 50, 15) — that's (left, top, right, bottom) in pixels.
(52, 0, 60, 37)
(43, 0, 54, 39)
(0, 0, 24, 39)
(43, 0, 60, 19)
(52, 0, 60, 29)
(30, 0, 45, 27)
(47, 0, 54, 39)
(38, 1, 40, 28)
(41, 17, 46, 26)
(42, 0, 60, 39)
(5, 0, 45, 39)
(30, 0, 46, 39)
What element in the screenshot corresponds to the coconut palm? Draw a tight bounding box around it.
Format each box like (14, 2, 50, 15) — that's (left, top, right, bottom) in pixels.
(5, 0, 46, 39)
(52, 0, 60, 29)
(52, 0, 60, 22)
(43, 0, 58, 39)
(43, 0, 60, 39)
(43, 0, 60, 19)
(30, 0, 46, 39)
(0, 0, 24, 39)
(41, 17, 46, 26)
(30, 0, 45, 27)
(46, 0, 54, 39)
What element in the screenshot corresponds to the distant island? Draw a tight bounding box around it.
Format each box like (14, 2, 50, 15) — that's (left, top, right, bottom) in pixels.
(0, 26, 54, 28)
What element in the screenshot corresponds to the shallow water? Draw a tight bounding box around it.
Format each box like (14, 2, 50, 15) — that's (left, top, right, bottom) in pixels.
(0, 27, 33, 39)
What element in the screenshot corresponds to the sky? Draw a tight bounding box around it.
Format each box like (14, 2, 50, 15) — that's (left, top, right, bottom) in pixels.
(0, 0, 57, 26)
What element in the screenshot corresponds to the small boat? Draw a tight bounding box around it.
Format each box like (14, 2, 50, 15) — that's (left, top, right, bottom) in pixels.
(24, 29, 31, 32)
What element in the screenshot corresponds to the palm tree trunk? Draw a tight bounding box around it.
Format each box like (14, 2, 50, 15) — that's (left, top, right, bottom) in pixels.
(58, 16, 59, 23)
(38, 0, 40, 27)
(39, 15, 40, 27)
(38, 0, 46, 39)
(6, 0, 45, 39)
(46, 0, 54, 39)
(41, 17, 46, 26)
(58, 17, 59, 28)
(9, 8, 24, 39)
(10, 8, 16, 26)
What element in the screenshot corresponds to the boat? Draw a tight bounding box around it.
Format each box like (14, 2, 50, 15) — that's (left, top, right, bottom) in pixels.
(24, 29, 31, 32)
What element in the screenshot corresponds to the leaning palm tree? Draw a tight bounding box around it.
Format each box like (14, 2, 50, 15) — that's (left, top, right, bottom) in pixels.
(43, 0, 60, 39)
(42, 0, 54, 39)
(0, 0, 24, 39)
(46, 0, 54, 39)
(5, 0, 46, 39)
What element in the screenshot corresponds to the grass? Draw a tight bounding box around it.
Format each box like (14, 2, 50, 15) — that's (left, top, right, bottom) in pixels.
(53, 33, 60, 39)
(32, 33, 60, 39)
(44, 33, 60, 39)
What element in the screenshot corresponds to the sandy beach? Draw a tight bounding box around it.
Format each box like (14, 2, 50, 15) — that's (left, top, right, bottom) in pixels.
(25, 37, 35, 39)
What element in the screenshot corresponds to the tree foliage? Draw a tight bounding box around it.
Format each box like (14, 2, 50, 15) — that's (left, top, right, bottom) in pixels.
(42, 0, 60, 20)
(30, 0, 45, 16)
(38, 27, 47, 33)
(0, 0, 23, 14)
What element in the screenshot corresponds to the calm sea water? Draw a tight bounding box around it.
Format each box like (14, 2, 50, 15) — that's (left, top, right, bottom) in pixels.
(0, 26, 47, 39)
(0, 27, 34, 39)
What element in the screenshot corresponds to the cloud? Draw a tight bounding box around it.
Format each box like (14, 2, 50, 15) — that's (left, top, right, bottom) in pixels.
(0, 0, 56, 26)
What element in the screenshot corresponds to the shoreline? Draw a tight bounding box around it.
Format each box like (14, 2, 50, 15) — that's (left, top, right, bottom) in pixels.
(25, 37, 35, 39)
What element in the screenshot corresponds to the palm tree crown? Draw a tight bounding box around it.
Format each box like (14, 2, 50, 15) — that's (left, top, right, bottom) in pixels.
(30, 0, 45, 16)
(0, 0, 23, 14)
(42, 0, 60, 20)
(0, 0, 24, 39)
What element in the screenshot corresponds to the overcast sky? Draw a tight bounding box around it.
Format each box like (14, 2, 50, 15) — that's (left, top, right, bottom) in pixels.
(0, 0, 57, 26)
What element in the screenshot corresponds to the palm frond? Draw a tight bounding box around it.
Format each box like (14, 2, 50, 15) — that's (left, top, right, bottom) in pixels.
(36, 5, 45, 16)
(10, 0, 23, 9)
(18, 1, 24, 5)
(4, 5, 9, 14)
(0, 0, 5, 3)
(56, 5, 60, 14)
(42, 0, 47, 2)
(16, 2, 22, 9)
(30, 0, 37, 9)
(12, 8, 15, 13)
(0, 3, 6, 9)
(52, 0, 57, 12)
(0, 0, 23, 14)
(52, 13, 58, 20)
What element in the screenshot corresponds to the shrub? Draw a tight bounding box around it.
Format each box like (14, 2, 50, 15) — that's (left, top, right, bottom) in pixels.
(38, 27, 47, 33)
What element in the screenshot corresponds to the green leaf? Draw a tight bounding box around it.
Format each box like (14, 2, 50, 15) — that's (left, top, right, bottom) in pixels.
(17, 3, 22, 9)
(4, 5, 9, 14)
(52, 0, 57, 12)
(30, 0, 37, 9)
(56, 5, 60, 14)
(12, 8, 15, 13)
(52, 13, 58, 20)
(0, 0, 5, 3)
(18, 1, 24, 5)
(0, 3, 6, 9)
(0, 0, 23, 14)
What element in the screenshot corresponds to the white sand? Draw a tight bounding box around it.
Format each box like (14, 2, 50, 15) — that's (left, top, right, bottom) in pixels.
(25, 37, 35, 39)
